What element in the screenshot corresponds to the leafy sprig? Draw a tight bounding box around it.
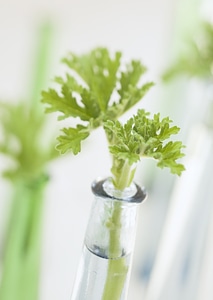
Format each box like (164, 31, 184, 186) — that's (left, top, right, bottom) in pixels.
(0, 101, 58, 181)
(41, 47, 154, 152)
(163, 21, 213, 81)
(41, 47, 185, 189)
(104, 109, 185, 188)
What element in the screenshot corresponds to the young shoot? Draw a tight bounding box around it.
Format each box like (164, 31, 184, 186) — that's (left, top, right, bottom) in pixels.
(41, 47, 185, 190)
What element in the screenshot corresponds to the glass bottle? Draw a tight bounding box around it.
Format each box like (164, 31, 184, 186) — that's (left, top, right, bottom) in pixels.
(71, 177, 146, 300)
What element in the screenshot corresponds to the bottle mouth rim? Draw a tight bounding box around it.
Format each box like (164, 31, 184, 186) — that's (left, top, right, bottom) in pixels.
(91, 177, 147, 204)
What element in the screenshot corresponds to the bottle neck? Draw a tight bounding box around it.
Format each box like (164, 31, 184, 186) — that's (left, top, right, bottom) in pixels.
(85, 177, 147, 259)
(92, 177, 147, 204)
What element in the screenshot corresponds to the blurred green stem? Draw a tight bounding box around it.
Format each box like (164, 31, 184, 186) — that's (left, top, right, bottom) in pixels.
(0, 175, 48, 300)
(0, 20, 55, 300)
(30, 21, 55, 117)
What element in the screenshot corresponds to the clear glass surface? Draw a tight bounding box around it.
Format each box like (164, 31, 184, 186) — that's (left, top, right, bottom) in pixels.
(70, 177, 146, 300)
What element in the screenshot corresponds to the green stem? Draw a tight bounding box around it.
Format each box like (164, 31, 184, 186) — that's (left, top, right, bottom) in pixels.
(99, 132, 137, 299)
(19, 178, 47, 300)
(0, 181, 32, 300)
(102, 202, 129, 300)
(29, 21, 55, 116)
(112, 159, 136, 191)
(102, 256, 128, 300)
(0, 176, 48, 300)
(101, 157, 136, 299)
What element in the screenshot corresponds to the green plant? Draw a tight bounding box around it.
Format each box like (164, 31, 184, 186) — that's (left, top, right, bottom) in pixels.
(163, 21, 213, 81)
(42, 48, 185, 184)
(0, 22, 58, 300)
(163, 21, 213, 130)
(41, 47, 185, 299)
(0, 101, 57, 181)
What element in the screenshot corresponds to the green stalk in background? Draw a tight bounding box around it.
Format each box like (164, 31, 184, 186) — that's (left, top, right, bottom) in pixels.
(0, 176, 48, 300)
(0, 21, 58, 300)
(163, 21, 213, 83)
(163, 20, 213, 130)
(41, 48, 185, 299)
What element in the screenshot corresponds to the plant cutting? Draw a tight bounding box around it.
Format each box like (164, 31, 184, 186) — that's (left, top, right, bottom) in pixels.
(0, 22, 58, 300)
(163, 20, 213, 129)
(41, 47, 185, 299)
(163, 21, 213, 82)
